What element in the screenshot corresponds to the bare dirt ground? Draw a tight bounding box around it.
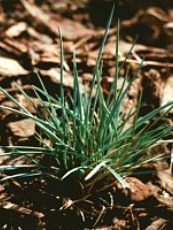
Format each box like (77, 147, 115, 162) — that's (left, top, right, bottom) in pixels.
(0, 0, 173, 229)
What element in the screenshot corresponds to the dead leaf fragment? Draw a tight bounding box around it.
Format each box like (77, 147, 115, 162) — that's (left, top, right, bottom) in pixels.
(0, 56, 28, 76)
(17, 94, 40, 114)
(4, 38, 28, 54)
(7, 119, 35, 137)
(22, 0, 94, 40)
(40, 68, 88, 93)
(145, 218, 168, 230)
(157, 169, 173, 195)
(27, 27, 52, 44)
(5, 22, 27, 38)
(105, 39, 167, 59)
(59, 18, 94, 40)
(161, 75, 173, 113)
(125, 177, 160, 202)
(1, 200, 44, 219)
(40, 68, 73, 87)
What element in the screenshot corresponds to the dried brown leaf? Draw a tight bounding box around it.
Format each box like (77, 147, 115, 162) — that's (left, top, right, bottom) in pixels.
(161, 75, 173, 113)
(7, 119, 35, 138)
(5, 22, 27, 38)
(125, 177, 160, 202)
(40, 68, 73, 87)
(0, 57, 28, 76)
(22, 0, 94, 40)
(157, 170, 173, 195)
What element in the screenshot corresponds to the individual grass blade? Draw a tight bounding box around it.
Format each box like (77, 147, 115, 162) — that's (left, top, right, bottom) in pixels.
(0, 172, 42, 182)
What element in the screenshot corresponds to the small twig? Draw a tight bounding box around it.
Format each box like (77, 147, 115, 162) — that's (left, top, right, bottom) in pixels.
(121, 58, 173, 68)
(1, 200, 44, 219)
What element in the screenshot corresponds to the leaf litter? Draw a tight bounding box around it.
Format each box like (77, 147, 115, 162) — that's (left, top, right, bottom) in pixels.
(0, 0, 173, 229)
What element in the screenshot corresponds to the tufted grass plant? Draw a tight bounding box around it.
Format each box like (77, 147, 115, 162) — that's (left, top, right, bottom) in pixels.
(0, 7, 173, 194)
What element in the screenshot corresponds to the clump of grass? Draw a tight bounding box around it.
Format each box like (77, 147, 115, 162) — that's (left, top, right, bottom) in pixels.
(0, 8, 173, 194)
